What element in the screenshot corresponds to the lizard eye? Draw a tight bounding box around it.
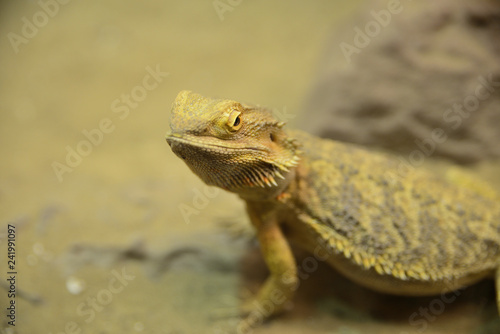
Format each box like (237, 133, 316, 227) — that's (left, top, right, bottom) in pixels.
(227, 110, 242, 131)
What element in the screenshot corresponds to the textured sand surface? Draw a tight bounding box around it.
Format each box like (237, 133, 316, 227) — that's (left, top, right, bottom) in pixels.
(1, 1, 499, 334)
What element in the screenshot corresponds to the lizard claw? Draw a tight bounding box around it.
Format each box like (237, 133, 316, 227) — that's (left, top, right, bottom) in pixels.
(209, 292, 268, 333)
(209, 290, 253, 319)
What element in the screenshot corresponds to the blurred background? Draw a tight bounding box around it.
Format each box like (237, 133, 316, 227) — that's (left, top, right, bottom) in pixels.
(1, 0, 500, 333)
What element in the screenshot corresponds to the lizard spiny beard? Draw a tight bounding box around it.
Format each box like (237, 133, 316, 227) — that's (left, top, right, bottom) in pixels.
(173, 139, 299, 191)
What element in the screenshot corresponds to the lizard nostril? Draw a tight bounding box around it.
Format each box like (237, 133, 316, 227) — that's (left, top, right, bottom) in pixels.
(270, 133, 275, 142)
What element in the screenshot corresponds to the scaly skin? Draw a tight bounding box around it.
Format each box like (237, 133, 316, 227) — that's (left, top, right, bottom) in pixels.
(166, 90, 500, 327)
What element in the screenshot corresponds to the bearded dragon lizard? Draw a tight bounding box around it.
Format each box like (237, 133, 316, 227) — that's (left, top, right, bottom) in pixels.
(165, 90, 500, 329)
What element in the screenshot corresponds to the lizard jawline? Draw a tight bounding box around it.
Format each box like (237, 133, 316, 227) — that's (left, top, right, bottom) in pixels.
(167, 135, 295, 190)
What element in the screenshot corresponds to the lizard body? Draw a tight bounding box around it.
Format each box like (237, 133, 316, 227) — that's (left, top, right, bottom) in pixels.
(165, 91, 500, 325)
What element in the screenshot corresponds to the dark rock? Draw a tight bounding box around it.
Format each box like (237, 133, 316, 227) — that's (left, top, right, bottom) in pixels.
(61, 233, 244, 277)
(300, 0, 500, 164)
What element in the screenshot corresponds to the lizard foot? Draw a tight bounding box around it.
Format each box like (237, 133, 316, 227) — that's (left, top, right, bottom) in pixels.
(209, 289, 254, 320)
(210, 293, 278, 333)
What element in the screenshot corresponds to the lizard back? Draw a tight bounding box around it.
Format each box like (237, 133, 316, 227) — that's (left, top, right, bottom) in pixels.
(290, 130, 500, 285)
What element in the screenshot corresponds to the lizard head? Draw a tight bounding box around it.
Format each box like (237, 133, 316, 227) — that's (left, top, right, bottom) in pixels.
(166, 90, 300, 199)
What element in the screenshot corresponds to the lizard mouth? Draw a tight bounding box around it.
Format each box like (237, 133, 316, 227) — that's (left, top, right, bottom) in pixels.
(165, 133, 265, 153)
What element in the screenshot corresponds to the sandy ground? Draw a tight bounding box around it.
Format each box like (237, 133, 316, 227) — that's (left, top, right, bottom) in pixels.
(0, 1, 499, 334)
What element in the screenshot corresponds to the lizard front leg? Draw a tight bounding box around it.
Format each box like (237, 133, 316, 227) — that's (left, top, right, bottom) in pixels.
(238, 203, 298, 331)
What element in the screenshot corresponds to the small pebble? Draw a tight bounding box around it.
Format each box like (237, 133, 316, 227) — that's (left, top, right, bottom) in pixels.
(66, 276, 86, 295)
